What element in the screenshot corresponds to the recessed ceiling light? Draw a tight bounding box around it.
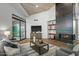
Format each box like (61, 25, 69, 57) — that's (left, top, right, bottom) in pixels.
(35, 5, 39, 8)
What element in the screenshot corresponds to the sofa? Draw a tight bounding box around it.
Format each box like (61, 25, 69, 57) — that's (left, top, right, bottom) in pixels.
(0, 41, 20, 56)
(0, 41, 6, 56)
(55, 47, 74, 56)
(55, 43, 79, 56)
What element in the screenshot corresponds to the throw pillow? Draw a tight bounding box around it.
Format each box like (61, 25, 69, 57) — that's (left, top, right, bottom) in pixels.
(3, 41, 18, 48)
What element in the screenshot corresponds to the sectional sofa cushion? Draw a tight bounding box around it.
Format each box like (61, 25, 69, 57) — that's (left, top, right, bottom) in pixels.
(56, 49, 68, 56)
(72, 44, 79, 52)
(60, 48, 73, 54)
(4, 46, 20, 56)
(3, 41, 20, 56)
(0, 41, 6, 56)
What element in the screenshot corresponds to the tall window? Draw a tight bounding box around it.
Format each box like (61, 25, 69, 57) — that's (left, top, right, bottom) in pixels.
(12, 14, 26, 41)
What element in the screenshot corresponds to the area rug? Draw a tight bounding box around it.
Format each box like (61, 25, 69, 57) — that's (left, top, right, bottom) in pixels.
(20, 43, 59, 56)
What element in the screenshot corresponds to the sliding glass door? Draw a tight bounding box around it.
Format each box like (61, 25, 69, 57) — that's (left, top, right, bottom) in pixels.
(21, 21, 26, 40)
(12, 14, 26, 41)
(12, 19, 20, 40)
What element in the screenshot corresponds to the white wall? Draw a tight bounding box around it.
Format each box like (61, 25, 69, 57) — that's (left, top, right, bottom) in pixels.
(0, 3, 28, 40)
(75, 4, 79, 40)
(26, 5, 55, 39)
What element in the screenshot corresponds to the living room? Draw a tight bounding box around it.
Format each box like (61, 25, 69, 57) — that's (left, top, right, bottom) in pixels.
(0, 3, 79, 56)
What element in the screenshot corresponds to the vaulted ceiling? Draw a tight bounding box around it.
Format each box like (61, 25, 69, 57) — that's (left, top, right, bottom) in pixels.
(21, 3, 54, 15)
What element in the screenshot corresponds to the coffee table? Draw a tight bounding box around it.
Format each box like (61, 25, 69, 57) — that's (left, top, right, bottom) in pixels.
(30, 41, 49, 55)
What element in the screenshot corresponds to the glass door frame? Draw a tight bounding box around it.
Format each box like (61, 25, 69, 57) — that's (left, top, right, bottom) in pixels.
(12, 14, 26, 41)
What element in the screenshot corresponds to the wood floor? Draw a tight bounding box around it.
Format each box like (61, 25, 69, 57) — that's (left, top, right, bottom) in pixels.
(19, 39, 70, 48)
(45, 39, 70, 48)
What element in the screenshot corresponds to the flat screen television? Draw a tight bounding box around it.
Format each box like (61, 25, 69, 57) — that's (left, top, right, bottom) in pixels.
(31, 26, 41, 32)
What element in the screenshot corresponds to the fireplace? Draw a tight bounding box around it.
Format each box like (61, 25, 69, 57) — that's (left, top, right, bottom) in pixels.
(58, 34, 75, 44)
(31, 26, 42, 32)
(31, 26, 42, 39)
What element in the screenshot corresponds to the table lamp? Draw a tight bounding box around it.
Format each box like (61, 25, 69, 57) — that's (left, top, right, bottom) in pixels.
(4, 31, 11, 38)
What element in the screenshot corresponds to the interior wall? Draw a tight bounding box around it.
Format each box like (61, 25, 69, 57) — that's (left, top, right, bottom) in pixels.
(26, 5, 56, 39)
(0, 4, 12, 40)
(0, 3, 27, 40)
(75, 3, 79, 40)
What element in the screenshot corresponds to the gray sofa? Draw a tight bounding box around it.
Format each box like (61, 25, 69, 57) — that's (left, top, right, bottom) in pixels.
(0, 41, 6, 56)
(55, 44, 79, 56)
(0, 41, 20, 56)
(56, 48, 74, 56)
